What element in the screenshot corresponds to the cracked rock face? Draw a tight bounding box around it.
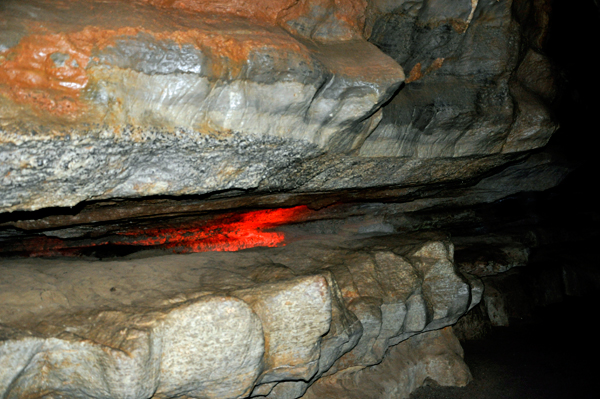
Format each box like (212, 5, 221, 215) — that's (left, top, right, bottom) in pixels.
(0, 235, 478, 398)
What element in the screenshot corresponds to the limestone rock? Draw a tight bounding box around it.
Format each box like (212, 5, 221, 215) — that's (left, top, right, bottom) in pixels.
(0, 235, 479, 398)
(302, 327, 472, 399)
(373, 150, 572, 217)
(0, 0, 403, 212)
(235, 276, 332, 386)
(0, 0, 562, 215)
(457, 243, 530, 277)
(364, 0, 558, 157)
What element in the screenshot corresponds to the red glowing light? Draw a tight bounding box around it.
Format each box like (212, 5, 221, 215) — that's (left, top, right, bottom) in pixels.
(112, 205, 313, 253)
(7, 205, 313, 257)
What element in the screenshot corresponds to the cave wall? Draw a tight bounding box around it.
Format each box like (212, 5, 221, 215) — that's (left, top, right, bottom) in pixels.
(1, 0, 559, 214)
(0, 0, 583, 398)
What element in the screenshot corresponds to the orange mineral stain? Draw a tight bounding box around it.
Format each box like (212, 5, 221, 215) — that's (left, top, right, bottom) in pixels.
(0, 26, 139, 116)
(149, 0, 299, 26)
(405, 63, 423, 84)
(0, 23, 307, 115)
(147, 0, 367, 39)
(1, 0, 365, 116)
(0, 32, 91, 115)
(404, 58, 444, 84)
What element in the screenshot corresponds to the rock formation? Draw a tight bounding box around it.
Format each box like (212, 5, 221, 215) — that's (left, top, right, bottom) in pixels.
(1, 235, 477, 398)
(1, 0, 558, 214)
(0, 0, 569, 397)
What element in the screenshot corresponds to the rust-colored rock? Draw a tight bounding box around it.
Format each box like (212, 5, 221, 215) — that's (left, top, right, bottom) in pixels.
(0, 0, 403, 212)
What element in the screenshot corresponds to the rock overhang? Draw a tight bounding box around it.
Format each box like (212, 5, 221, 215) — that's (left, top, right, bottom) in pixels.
(0, 1, 578, 397)
(1, 0, 406, 212)
(0, 0, 562, 217)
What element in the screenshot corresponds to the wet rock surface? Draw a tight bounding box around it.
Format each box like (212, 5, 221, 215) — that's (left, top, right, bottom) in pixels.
(1, 234, 478, 398)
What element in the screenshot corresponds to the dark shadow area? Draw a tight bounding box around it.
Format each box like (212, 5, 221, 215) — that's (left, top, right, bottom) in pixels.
(411, 0, 600, 397)
(410, 297, 600, 399)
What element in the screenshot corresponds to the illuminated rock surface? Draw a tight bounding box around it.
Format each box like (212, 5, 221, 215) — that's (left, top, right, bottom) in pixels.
(0, 0, 403, 212)
(0, 0, 559, 213)
(0, 235, 477, 398)
(0, 0, 570, 398)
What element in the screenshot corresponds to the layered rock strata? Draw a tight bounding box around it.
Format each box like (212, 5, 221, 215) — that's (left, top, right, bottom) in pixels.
(0, 0, 403, 212)
(365, 0, 557, 156)
(0, 1, 563, 396)
(1, 0, 559, 214)
(0, 234, 480, 398)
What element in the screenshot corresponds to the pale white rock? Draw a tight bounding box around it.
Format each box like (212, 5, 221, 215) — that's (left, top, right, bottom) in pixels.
(0, 237, 480, 398)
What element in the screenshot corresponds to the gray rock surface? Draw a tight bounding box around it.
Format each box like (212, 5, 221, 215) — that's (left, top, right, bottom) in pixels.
(0, 0, 561, 214)
(0, 234, 479, 398)
(302, 327, 472, 399)
(365, 0, 557, 157)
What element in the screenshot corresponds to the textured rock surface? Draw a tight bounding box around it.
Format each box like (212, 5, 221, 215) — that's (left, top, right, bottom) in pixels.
(0, 0, 561, 214)
(0, 0, 590, 398)
(364, 0, 557, 157)
(0, 0, 402, 212)
(454, 235, 531, 277)
(303, 327, 471, 399)
(0, 234, 478, 398)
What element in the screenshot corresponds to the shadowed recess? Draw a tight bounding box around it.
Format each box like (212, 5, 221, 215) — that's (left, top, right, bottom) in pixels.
(2, 205, 314, 257)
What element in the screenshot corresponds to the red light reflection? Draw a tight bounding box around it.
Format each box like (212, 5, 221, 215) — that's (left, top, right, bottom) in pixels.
(114, 205, 312, 253)
(10, 205, 313, 257)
